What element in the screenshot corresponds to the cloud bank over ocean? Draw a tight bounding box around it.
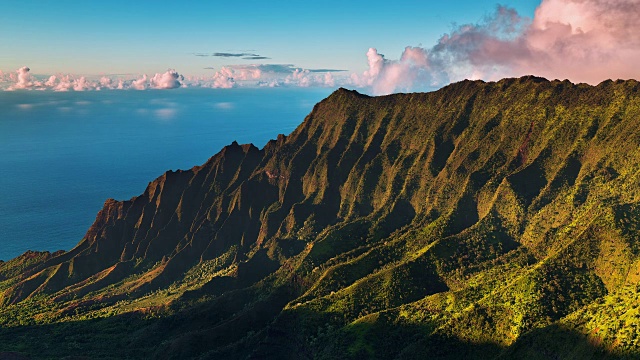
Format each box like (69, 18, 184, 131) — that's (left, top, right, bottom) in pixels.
(2, 0, 638, 95)
(0, 65, 341, 92)
(2, 68, 186, 92)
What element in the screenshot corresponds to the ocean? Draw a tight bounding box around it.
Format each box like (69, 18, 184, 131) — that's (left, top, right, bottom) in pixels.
(0, 87, 334, 260)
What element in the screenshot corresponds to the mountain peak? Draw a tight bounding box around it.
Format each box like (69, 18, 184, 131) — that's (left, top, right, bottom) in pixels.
(2, 77, 640, 359)
(331, 87, 371, 98)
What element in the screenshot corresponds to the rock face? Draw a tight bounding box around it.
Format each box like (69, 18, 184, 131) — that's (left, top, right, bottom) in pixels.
(1, 77, 640, 359)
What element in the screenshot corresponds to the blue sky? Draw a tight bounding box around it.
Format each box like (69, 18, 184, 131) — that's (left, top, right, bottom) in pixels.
(0, 1, 540, 75)
(1, 0, 638, 94)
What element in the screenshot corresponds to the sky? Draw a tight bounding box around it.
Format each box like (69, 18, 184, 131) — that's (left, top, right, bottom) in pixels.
(1, 0, 638, 95)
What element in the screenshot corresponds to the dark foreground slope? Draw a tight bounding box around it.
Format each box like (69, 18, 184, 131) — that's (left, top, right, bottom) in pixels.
(1, 77, 640, 359)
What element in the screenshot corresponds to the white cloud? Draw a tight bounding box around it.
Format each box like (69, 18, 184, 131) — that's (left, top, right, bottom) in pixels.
(12, 0, 638, 96)
(131, 75, 149, 90)
(15, 66, 34, 89)
(1, 67, 191, 91)
(354, 0, 640, 95)
(351, 47, 449, 95)
(208, 67, 236, 88)
(7, 66, 41, 90)
(44, 75, 57, 87)
(149, 69, 184, 89)
(99, 76, 114, 89)
(73, 77, 92, 91)
(323, 72, 335, 87)
(195, 64, 341, 88)
(1, 64, 345, 91)
(52, 75, 75, 92)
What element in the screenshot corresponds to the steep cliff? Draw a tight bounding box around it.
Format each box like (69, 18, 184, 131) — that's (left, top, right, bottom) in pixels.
(1, 77, 639, 359)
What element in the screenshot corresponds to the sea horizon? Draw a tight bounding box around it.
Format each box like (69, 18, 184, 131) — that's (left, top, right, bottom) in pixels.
(0, 87, 334, 260)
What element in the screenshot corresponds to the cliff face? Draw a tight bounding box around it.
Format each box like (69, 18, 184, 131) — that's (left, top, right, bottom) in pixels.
(1, 77, 640, 359)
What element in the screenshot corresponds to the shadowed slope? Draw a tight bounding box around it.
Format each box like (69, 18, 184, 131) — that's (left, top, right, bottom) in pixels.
(1, 77, 640, 359)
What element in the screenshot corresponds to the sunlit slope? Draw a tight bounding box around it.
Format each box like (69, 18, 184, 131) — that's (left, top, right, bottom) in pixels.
(1, 77, 639, 359)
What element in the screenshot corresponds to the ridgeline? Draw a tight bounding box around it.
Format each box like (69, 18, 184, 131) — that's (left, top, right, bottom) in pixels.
(1, 76, 640, 359)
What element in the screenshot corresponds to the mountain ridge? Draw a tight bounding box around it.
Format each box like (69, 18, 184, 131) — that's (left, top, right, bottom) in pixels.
(1, 77, 640, 359)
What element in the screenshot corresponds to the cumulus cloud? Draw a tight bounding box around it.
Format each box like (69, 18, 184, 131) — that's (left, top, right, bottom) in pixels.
(524, 0, 640, 82)
(131, 75, 149, 90)
(131, 70, 184, 90)
(210, 67, 236, 88)
(7, 66, 39, 90)
(324, 73, 335, 87)
(47, 74, 97, 92)
(352, 47, 448, 94)
(45, 75, 58, 87)
(6, 0, 636, 94)
(206, 64, 339, 88)
(356, 0, 640, 95)
(73, 77, 91, 91)
(1, 63, 341, 91)
(289, 69, 311, 87)
(15, 66, 34, 89)
(229, 66, 263, 81)
(3, 67, 101, 91)
(198, 65, 264, 88)
(52, 77, 72, 91)
(150, 69, 184, 89)
(1, 67, 187, 91)
(99, 76, 113, 88)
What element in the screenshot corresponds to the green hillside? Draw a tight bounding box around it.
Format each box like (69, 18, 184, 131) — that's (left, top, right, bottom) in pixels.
(1, 77, 639, 359)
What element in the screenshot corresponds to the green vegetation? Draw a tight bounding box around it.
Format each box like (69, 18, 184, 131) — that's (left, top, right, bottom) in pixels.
(1, 77, 640, 359)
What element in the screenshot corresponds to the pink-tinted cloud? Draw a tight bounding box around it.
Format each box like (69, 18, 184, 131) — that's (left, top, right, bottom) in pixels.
(130, 74, 149, 90)
(1, 62, 342, 91)
(352, 47, 448, 94)
(15, 66, 34, 89)
(228, 66, 262, 81)
(284, 68, 337, 87)
(1, 67, 188, 91)
(73, 77, 91, 91)
(356, 0, 640, 94)
(7, 67, 38, 90)
(524, 0, 640, 82)
(196, 64, 339, 88)
(130, 70, 185, 90)
(209, 67, 236, 88)
(51, 74, 89, 92)
(149, 69, 184, 89)
(45, 75, 58, 87)
(99, 76, 113, 88)
(323, 72, 335, 87)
